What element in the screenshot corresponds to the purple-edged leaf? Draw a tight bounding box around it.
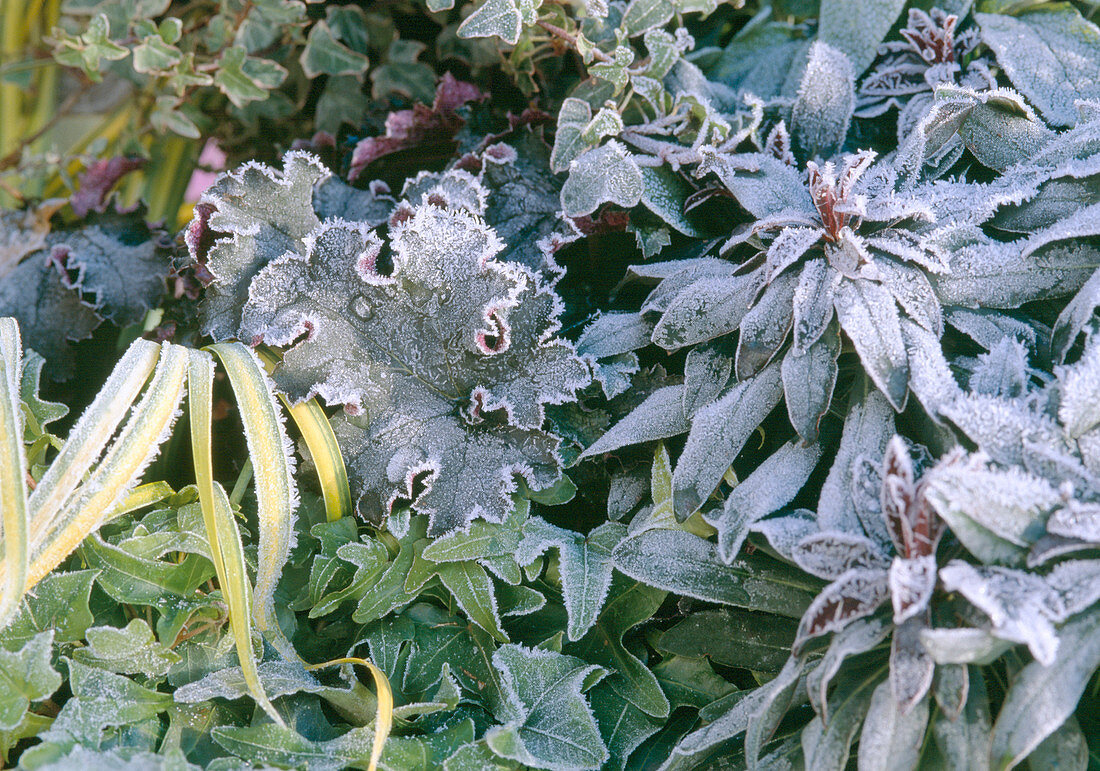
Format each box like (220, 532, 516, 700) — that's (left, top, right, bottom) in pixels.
(834, 277, 910, 410)
(672, 363, 783, 519)
(242, 206, 587, 534)
(793, 568, 890, 654)
(736, 268, 797, 380)
(792, 532, 891, 580)
(859, 678, 929, 770)
(782, 321, 841, 444)
(889, 556, 936, 625)
(881, 435, 916, 555)
(191, 151, 329, 340)
(707, 441, 824, 563)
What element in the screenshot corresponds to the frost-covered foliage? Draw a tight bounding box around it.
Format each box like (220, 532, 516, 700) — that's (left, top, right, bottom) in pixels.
(190, 151, 589, 535)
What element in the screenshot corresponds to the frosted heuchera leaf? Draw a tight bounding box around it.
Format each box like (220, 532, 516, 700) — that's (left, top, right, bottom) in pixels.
(241, 203, 589, 535)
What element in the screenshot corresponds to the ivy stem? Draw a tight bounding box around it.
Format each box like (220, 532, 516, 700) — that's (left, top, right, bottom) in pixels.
(535, 20, 614, 63)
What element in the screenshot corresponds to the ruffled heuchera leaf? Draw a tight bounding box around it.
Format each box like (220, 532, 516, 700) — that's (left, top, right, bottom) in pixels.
(241, 203, 588, 534)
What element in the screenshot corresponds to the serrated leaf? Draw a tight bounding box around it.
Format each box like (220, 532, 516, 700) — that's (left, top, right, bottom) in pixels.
(613, 529, 819, 617)
(976, 8, 1100, 127)
(0, 570, 96, 651)
(486, 644, 609, 770)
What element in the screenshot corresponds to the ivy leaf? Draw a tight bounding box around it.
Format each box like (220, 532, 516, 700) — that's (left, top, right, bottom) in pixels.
(0, 632, 61, 732)
(486, 644, 609, 770)
(516, 518, 626, 641)
(976, 8, 1100, 127)
(238, 194, 587, 534)
(560, 142, 644, 218)
(300, 20, 370, 80)
(73, 619, 180, 678)
(405, 549, 510, 643)
(457, 0, 536, 45)
(566, 576, 669, 719)
(0, 571, 96, 651)
(589, 683, 663, 771)
(213, 46, 287, 108)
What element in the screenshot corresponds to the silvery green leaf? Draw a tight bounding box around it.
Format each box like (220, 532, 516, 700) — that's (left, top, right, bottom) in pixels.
(651, 268, 764, 350)
(791, 42, 855, 159)
(818, 0, 906, 76)
(946, 308, 1037, 353)
(976, 8, 1100, 127)
(661, 690, 755, 766)
(968, 338, 1030, 398)
(552, 99, 594, 174)
(989, 607, 1100, 769)
(806, 617, 891, 720)
(933, 666, 992, 771)
(791, 531, 891, 581)
(920, 628, 1013, 666)
(682, 344, 732, 415)
(992, 178, 1100, 234)
(922, 459, 1058, 549)
(696, 150, 816, 219)
(1046, 500, 1100, 543)
(782, 322, 841, 444)
(589, 684, 663, 771)
(1020, 440, 1098, 492)
(516, 518, 626, 641)
(1056, 333, 1100, 438)
(457, 0, 534, 45)
(613, 529, 819, 617)
(577, 312, 653, 360)
(957, 89, 1054, 171)
(940, 394, 1062, 467)
(857, 680, 928, 771)
(890, 616, 935, 712)
(174, 660, 322, 703)
(560, 142, 644, 218)
(242, 207, 587, 534)
(876, 257, 942, 337)
(1052, 268, 1100, 363)
(707, 441, 823, 563)
(579, 385, 691, 459)
(834, 277, 910, 410)
(74, 619, 179, 679)
(192, 151, 329, 340)
(607, 467, 648, 521)
(793, 568, 891, 653)
(638, 258, 737, 314)
(1026, 717, 1089, 771)
(672, 363, 784, 519)
(0, 631, 61, 732)
(752, 510, 818, 563)
(933, 664, 970, 722)
(736, 269, 797, 379)
(817, 389, 894, 534)
(591, 353, 639, 399)
(744, 656, 806, 768)
(800, 669, 879, 771)
(933, 241, 1100, 310)
(938, 562, 1059, 664)
(901, 318, 961, 419)
(765, 227, 824, 284)
(486, 645, 609, 770)
(1045, 559, 1100, 621)
(639, 166, 704, 237)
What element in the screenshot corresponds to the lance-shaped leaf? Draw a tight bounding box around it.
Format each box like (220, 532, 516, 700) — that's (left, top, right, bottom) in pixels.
(834, 277, 909, 411)
(783, 321, 841, 444)
(793, 568, 891, 654)
(806, 616, 891, 720)
(989, 606, 1100, 769)
(706, 440, 824, 563)
(486, 644, 609, 770)
(242, 206, 588, 535)
(858, 680, 929, 770)
(791, 42, 855, 159)
(818, 0, 906, 76)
